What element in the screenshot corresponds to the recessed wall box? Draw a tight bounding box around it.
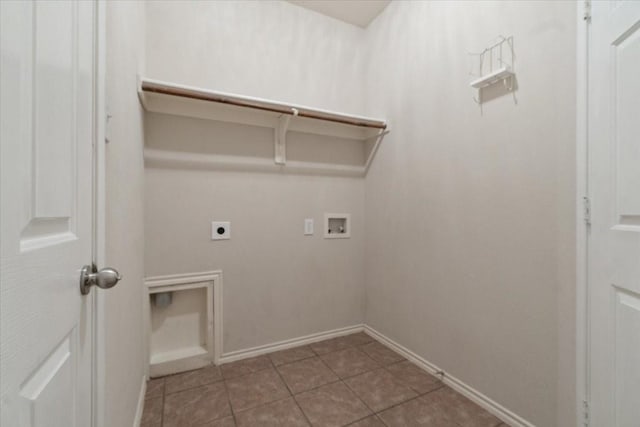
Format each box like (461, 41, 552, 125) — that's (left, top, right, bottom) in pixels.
(324, 213, 351, 239)
(146, 271, 223, 378)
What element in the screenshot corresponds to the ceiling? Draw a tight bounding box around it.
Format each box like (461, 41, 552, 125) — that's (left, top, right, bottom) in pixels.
(287, 0, 391, 28)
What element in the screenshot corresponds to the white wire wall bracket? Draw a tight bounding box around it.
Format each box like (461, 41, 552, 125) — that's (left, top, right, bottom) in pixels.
(275, 108, 298, 165)
(468, 36, 515, 105)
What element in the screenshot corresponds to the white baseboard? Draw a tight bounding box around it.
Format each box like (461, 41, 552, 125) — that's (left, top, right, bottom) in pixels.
(218, 324, 364, 364)
(363, 325, 534, 427)
(132, 375, 147, 427)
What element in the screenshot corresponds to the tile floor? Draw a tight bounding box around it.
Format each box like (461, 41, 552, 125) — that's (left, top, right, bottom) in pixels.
(142, 332, 508, 427)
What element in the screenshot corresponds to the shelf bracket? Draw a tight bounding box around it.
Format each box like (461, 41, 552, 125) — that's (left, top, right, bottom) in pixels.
(364, 128, 390, 173)
(274, 108, 298, 165)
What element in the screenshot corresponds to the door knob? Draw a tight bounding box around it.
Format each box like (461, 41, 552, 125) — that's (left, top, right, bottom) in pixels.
(80, 264, 122, 295)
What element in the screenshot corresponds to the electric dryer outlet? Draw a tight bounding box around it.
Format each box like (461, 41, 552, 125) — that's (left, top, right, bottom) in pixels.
(211, 221, 231, 240)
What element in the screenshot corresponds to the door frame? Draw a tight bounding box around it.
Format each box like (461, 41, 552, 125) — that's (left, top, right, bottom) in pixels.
(575, 1, 590, 426)
(92, 1, 107, 427)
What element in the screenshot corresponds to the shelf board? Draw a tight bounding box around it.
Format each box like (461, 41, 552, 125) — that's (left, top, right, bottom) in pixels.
(139, 77, 386, 141)
(138, 77, 389, 174)
(469, 66, 514, 89)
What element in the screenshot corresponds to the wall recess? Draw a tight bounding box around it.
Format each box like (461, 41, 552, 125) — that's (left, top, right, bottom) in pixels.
(145, 271, 223, 377)
(324, 213, 351, 239)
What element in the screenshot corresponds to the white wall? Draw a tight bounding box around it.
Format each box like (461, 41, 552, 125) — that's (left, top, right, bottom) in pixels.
(145, 0, 366, 114)
(104, 2, 146, 426)
(362, 2, 576, 426)
(145, 165, 365, 352)
(144, 1, 367, 353)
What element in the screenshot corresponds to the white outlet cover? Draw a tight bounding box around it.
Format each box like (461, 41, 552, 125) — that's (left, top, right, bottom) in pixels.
(304, 218, 314, 235)
(211, 221, 230, 240)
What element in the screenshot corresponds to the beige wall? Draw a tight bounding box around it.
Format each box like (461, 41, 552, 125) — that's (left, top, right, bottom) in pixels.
(363, 2, 576, 426)
(144, 1, 367, 353)
(104, 2, 146, 426)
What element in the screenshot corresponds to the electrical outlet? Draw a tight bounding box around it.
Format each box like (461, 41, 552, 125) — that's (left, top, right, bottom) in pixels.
(211, 221, 230, 240)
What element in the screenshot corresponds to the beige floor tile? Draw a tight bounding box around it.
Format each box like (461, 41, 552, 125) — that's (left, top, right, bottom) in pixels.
(385, 361, 442, 394)
(141, 396, 163, 427)
(235, 397, 309, 427)
(344, 368, 417, 412)
(422, 387, 502, 427)
(342, 332, 375, 347)
(145, 378, 165, 400)
(359, 341, 404, 365)
(199, 416, 236, 427)
(269, 345, 316, 366)
(226, 368, 291, 412)
(221, 355, 273, 379)
(347, 415, 386, 426)
(163, 382, 231, 427)
(165, 364, 222, 394)
(378, 395, 458, 427)
(295, 382, 371, 427)
(320, 347, 381, 379)
(277, 357, 339, 394)
(310, 336, 352, 355)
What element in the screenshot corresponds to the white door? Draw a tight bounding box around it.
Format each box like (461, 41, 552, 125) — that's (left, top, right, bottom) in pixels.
(588, 1, 640, 426)
(1, 1, 100, 426)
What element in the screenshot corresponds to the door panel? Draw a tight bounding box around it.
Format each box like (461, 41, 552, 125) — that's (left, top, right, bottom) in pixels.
(589, 1, 640, 426)
(19, 332, 77, 427)
(614, 290, 640, 426)
(31, 1, 75, 228)
(0, 1, 96, 426)
(612, 19, 640, 226)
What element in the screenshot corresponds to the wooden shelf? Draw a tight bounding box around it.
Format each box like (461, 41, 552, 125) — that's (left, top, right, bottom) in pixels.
(138, 77, 389, 176)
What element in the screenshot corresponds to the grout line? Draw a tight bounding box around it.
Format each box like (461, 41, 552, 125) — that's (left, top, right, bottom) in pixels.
(370, 385, 447, 421)
(343, 415, 372, 426)
(416, 383, 446, 397)
(339, 377, 377, 420)
(374, 393, 425, 416)
(381, 364, 445, 396)
(223, 358, 313, 426)
(163, 378, 225, 396)
(344, 414, 385, 426)
(292, 378, 343, 396)
(221, 378, 238, 425)
(321, 355, 381, 381)
(272, 359, 295, 397)
(291, 394, 314, 426)
(160, 378, 166, 427)
(271, 353, 317, 369)
(316, 356, 341, 381)
(308, 343, 320, 357)
(378, 414, 392, 427)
